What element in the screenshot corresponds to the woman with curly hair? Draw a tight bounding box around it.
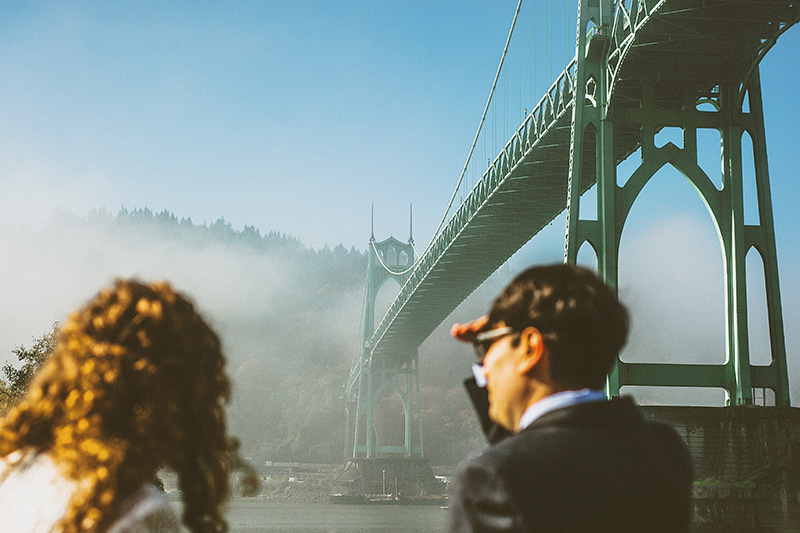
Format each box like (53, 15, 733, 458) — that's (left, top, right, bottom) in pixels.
(0, 279, 240, 532)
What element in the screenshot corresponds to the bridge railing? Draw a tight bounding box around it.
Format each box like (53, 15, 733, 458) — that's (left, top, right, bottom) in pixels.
(366, 57, 578, 361)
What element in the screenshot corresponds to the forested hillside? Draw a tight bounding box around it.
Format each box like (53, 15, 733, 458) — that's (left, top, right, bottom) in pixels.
(1, 208, 491, 466)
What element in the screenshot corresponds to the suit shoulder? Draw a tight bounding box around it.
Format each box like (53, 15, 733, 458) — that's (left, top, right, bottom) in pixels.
(466, 428, 563, 476)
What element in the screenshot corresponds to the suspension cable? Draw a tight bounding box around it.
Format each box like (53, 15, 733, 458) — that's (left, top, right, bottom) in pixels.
(361, 2, 524, 283)
(565, 0, 569, 68)
(532, 0, 535, 107)
(368, 239, 421, 276)
(400, 0, 524, 275)
(517, 11, 521, 122)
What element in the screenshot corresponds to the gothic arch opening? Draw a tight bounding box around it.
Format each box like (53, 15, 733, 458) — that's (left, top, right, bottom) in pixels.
(375, 277, 401, 325)
(579, 184, 597, 221)
(741, 130, 760, 225)
(696, 128, 723, 191)
(746, 247, 772, 366)
(696, 99, 719, 112)
(579, 123, 598, 199)
(618, 165, 726, 373)
(654, 127, 683, 149)
(386, 246, 397, 266)
(374, 387, 406, 448)
(577, 241, 598, 272)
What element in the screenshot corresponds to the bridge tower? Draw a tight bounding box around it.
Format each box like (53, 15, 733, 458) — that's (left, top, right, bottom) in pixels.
(335, 208, 445, 500)
(564, 0, 792, 405)
(346, 206, 423, 460)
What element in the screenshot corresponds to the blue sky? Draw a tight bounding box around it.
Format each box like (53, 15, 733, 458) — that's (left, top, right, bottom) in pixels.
(0, 1, 797, 403)
(0, 1, 529, 249)
(0, 1, 794, 251)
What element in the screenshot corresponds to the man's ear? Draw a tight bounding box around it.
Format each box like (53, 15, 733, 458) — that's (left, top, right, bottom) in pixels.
(517, 326, 546, 375)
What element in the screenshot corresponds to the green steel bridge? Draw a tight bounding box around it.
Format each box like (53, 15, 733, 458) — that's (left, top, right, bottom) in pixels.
(345, 0, 799, 460)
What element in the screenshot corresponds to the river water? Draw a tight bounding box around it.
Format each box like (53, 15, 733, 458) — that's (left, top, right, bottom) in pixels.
(197, 500, 447, 532)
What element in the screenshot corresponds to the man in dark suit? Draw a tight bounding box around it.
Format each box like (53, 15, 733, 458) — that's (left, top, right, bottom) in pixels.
(446, 264, 693, 532)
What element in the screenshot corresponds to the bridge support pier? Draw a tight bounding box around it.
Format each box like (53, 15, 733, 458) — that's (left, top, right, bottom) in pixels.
(645, 405, 800, 529)
(330, 457, 446, 503)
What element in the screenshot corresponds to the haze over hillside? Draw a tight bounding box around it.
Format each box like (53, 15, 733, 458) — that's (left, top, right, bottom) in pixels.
(0, 208, 492, 465)
(1, 204, 797, 466)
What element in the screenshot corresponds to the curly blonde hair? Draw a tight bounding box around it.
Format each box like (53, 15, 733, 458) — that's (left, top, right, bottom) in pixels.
(0, 279, 231, 532)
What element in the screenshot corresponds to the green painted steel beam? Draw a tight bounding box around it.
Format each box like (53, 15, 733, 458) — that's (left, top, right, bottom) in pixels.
(566, 0, 796, 405)
(619, 362, 728, 388)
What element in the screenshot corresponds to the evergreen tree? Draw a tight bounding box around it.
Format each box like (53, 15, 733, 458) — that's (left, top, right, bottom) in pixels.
(0, 323, 59, 414)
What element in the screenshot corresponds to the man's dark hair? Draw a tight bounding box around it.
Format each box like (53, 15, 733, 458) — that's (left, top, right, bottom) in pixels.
(487, 264, 629, 390)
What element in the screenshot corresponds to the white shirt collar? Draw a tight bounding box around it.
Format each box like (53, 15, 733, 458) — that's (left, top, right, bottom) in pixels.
(518, 388, 606, 431)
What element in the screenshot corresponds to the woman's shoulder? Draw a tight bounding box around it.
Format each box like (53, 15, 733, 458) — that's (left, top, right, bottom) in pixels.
(0, 449, 75, 490)
(108, 484, 181, 533)
(0, 449, 76, 533)
(0, 451, 182, 533)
